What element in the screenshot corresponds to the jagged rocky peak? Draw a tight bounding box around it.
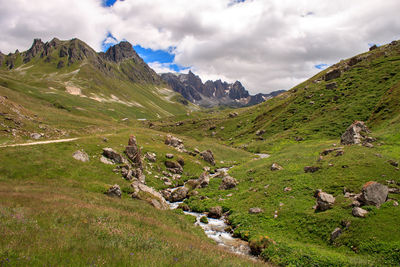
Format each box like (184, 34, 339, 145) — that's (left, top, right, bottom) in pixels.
(229, 81, 249, 100)
(23, 38, 45, 63)
(104, 41, 140, 63)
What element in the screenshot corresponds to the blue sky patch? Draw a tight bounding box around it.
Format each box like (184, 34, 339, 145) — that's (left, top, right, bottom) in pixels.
(102, 0, 117, 7)
(314, 64, 329, 70)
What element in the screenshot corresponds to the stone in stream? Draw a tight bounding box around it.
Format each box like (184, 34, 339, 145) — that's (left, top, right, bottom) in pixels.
(208, 206, 223, 219)
(169, 187, 189, 202)
(72, 150, 89, 162)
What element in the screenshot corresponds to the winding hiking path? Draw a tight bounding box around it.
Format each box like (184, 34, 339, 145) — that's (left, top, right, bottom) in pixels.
(0, 138, 79, 148)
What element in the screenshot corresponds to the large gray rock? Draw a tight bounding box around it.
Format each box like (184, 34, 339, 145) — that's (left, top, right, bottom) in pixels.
(169, 187, 189, 202)
(102, 148, 126, 164)
(219, 176, 238, 190)
(200, 150, 215, 166)
(198, 172, 210, 188)
(73, 150, 89, 162)
(131, 181, 169, 210)
(359, 181, 388, 206)
(316, 191, 335, 211)
(352, 207, 368, 218)
(208, 206, 223, 219)
(105, 184, 121, 198)
(340, 121, 370, 145)
(30, 133, 42, 140)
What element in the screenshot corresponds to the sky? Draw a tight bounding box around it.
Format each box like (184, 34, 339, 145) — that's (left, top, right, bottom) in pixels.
(0, 0, 400, 94)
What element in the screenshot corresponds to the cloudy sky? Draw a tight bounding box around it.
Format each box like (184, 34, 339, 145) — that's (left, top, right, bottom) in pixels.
(1, 0, 399, 94)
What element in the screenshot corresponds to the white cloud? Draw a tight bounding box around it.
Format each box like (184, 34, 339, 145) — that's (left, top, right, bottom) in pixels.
(1, 0, 400, 93)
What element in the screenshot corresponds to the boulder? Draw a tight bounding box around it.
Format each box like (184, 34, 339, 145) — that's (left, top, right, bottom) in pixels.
(103, 148, 126, 164)
(388, 160, 399, 167)
(330, 228, 342, 241)
(105, 184, 121, 198)
(73, 150, 89, 162)
(304, 166, 320, 173)
(219, 176, 238, 190)
(208, 206, 223, 219)
(124, 135, 143, 169)
(144, 152, 156, 162)
(359, 181, 388, 206)
(165, 161, 183, 174)
(256, 130, 265, 136)
(324, 69, 341, 81)
(166, 153, 174, 159)
(340, 121, 370, 145)
(316, 191, 335, 211)
(131, 181, 169, 210)
(270, 163, 283, 171)
(169, 187, 189, 202)
(200, 150, 215, 165)
(249, 207, 263, 214)
(352, 207, 368, 218)
(326, 82, 337, 90)
(228, 112, 238, 118)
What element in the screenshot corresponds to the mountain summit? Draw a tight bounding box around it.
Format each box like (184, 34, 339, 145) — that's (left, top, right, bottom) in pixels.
(161, 71, 285, 107)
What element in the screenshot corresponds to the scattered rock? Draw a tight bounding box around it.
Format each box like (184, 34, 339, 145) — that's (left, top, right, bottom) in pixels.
(249, 207, 263, 214)
(388, 160, 399, 167)
(208, 206, 223, 219)
(352, 207, 368, 218)
(369, 44, 378, 51)
(72, 150, 89, 162)
(359, 181, 388, 206)
(362, 142, 374, 148)
(198, 172, 210, 188)
(315, 191, 335, 211)
(326, 82, 337, 90)
(105, 184, 121, 198)
(340, 121, 371, 145)
(335, 150, 344, 157)
(166, 153, 174, 159)
(194, 148, 200, 154)
(30, 133, 42, 140)
(325, 69, 341, 81)
(284, 187, 292, 192)
(393, 201, 399, 207)
(256, 130, 265, 136)
(388, 188, 400, 194)
(165, 134, 184, 149)
(100, 155, 114, 164)
(144, 152, 156, 162)
(304, 166, 320, 173)
(219, 176, 239, 190)
(169, 187, 189, 202)
(131, 181, 169, 210)
(177, 157, 185, 166)
(229, 112, 238, 118)
(330, 228, 342, 241)
(209, 126, 216, 130)
(200, 150, 215, 165)
(295, 136, 304, 141)
(103, 148, 126, 164)
(270, 163, 283, 171)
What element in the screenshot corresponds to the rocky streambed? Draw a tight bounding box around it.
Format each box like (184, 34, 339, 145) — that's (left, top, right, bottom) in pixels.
(166, 168, 254, 257)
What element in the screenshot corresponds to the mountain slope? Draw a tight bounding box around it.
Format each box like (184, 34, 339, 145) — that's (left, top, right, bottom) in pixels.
(161, 71, 285, 108)
(0, 38, 196, 143)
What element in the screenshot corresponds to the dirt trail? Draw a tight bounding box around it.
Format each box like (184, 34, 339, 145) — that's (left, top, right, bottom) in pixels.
(0, 138, 79, 148)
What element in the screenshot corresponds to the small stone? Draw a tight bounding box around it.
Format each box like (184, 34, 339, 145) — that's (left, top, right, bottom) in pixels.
(219, 176, 238, 190)
(316, 191, 335, 211)
(331, 228, 342, 241)
(284, 187, 292, 192)
(166, 153, 174, 159)
(388, 160, 399, 167)
(352, 207, 368, 218)
(145, 152, 157, 162)
(304, 166, 320, 173)
(30, 133, 42, 140)
(249, 207, 263, 214)
(105, 184, 121, 198)
(100, 155, 114, 164)
(271, 163, 283, 171)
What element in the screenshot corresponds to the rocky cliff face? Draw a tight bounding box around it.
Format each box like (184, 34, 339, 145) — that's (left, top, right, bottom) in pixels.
(161, 71, 284, 107)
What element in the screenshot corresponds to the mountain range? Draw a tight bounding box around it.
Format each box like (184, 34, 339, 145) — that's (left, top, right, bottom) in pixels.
(161, 71, 285, 107)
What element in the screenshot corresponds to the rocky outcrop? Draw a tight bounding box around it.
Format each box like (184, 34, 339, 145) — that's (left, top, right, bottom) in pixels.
(315, 190, 335, 211)
(125, 135, 143, 170)
(23, 39, 44, 63)
(131, 181, 169, 210)
(340, 121, 371, 145)
(73, 150, 89, 162)
(219, 176, 238, 190)
(103, 41, 139, 63)
(165, 161, 183, 174)
(144, 152, 156, 162)
(359, 182, 388, 206)
(208, 206, 223, 219)
(165, 135, 185, 150)
(105, 184, 121, 198)
(200, 150, 215, 165)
